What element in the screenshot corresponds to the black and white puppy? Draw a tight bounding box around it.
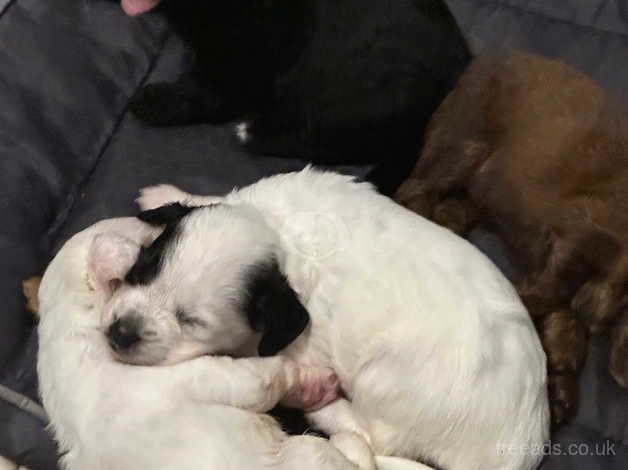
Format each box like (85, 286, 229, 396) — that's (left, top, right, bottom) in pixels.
(39, 217, 432, 470)
(103, 169, 549, 470)
(116, 0, 470, 194)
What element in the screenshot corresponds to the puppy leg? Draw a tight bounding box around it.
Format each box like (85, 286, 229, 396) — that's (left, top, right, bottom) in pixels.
(135, 356, 339, 413)
(539, 310, 588, 375)
(609, 309, 628, 388)
(393, 178, 436, 218)
(394, 139, 488, 221)
(517, 238, 590, 316)
(279, 435, 360, 470)
(306, 398, 372, 446)
(279, 432, 377, 470)
(431, 197, 477, 235)
(307, 399, 377, 469)
(536, 310, 587, 426)
(281, 367, 341, 413)
(329, 432, 376, 470)
(571, 256, 628, 333)
(516, 236, 593, 426)
(394, 181, 476, 233)
(327, 432, 433, 470)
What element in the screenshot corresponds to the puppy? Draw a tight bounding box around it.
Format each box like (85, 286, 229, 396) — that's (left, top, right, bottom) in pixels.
(104, 169, 549, 470)
(115, 0, 470, 194)
(38, 216, 429, 470)
(22, 276, 41, 317)
(394, 50, 628, 425)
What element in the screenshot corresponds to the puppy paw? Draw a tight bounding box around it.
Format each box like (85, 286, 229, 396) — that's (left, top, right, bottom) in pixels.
(393, 180, 434, 217)
(235, 118, 287, 156)
(329, 431, 376, 470)
(548, 372, 579, 428)
(538, 310, 587, 374)
(432, 197, 476, 234)
(282, 366, 340, 412)
(571, 280, 618, 333)
(518, 280, 560, 317)
(136, 184, 189, 211)
(234, 121, 252, 143)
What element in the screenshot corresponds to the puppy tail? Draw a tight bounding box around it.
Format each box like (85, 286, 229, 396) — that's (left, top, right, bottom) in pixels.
(374, 456, 434, 470)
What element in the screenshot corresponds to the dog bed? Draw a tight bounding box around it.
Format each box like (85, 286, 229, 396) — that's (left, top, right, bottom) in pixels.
(0, 0, 625, 468)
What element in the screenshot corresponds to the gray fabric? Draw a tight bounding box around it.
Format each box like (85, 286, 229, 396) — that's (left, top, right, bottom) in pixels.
(0, 384, 47, 423)
(447, 0, 628, 102)
(0, 1, 12, 16)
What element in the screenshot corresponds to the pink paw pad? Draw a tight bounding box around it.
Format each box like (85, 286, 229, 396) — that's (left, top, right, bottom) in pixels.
(283, 367, 340, 412)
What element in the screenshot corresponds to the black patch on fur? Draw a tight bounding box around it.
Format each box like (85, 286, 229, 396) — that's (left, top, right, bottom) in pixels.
(106, 316, 142, 351)
(243, 260, 310, 356)
(137, 202, 197, 227)
(269, 406, 327, 438)
(125, 204, 198, 285)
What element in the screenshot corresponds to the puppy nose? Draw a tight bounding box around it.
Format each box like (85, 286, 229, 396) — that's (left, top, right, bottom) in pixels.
(107, 317, 141, 350)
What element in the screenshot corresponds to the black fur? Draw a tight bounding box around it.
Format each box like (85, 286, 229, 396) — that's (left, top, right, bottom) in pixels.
(137, 202, 197, 227)
(269, 406, 328, 438)
(243, 260, 310, 356)
(106, 316, 142, 351)
(126, 204, 198, 285)
(128, 0, 471, 194)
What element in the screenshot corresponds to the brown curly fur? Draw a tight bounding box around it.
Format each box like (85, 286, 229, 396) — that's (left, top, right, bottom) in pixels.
(394, 50, 628, 427)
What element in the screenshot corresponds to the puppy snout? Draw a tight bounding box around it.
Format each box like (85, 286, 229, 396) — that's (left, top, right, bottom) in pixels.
(107, 316, 141, 351)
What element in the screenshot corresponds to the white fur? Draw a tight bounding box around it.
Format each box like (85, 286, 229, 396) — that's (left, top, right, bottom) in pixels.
(37, 217, 429, 470)
(129, 168, 550, 470)
(235, 121, 252, 143)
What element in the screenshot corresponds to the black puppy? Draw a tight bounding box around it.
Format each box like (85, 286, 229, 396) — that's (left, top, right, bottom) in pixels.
(119, 0, 470, 193)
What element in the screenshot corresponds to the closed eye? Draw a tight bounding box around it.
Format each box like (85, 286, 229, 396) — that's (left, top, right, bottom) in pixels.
(175, 309, 206, 327)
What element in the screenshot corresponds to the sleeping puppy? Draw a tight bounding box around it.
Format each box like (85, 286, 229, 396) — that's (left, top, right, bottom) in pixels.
(393, 50, 628, 424)
(104, 169, 549, 470)
(38, 216, 433, 470)
(114, 0, 470, 194)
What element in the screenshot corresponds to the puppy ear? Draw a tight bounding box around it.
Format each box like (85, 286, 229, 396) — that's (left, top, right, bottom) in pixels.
(87, 232, 142, 293)
(138, 203, 196, 226)
(245, 262, 310, 357)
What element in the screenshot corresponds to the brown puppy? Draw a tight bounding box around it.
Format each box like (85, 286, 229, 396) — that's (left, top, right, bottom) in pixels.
(23, 276, 42, 317)
(395, 50, 628, 426)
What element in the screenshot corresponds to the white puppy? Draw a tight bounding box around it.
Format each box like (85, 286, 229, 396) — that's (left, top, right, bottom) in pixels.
(37, 217, 428, 470)
(104, 168, 549, 469)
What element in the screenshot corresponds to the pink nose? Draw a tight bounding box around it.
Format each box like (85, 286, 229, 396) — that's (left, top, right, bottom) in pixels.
(120, 0, 161, 16)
